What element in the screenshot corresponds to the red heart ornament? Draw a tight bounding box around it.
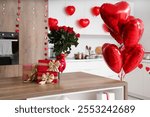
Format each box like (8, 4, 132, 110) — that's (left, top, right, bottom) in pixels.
(102, 43, 122, 73)
(100, 1, 130, 33)
(146, 67, 150, 72)
(122, 44, 144, 74)
(138, 64, 143, 69)
(91, 6, 100, 16)
(65, 6, 76, 15)
(78, 19, 90, 28)
(48, 18, 58, 28)
(122, 18, 144, 47)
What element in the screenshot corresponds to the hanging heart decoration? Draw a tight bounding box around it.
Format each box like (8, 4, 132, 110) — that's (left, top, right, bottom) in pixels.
(145, 67, 150, 72)
(78, 18, 90, 28)
(91, 6, 100, 16)
(138, 64, 143, 69)
(48, 18, 58, 28)
(65, 6, 76, 15)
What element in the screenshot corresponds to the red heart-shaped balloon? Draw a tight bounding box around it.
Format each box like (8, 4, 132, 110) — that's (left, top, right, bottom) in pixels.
(102, 23, 109, 32)
(109, 30, 123, 44)
(91, 6, 100, 16)
(48, 18, 58, 28)
(122, 18, 144, 47)
(100, 1, 130, 33)
(65, 6, 76, 15)
(102, 43, 122, 73)
(78, 19, 90, 28)
(122, 44, 144, 74)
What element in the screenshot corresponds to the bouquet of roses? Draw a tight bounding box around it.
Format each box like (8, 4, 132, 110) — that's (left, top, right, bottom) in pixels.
(48, 25, 80, 56)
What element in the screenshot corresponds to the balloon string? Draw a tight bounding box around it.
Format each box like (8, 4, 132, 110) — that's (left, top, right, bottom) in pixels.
(118, 69, 126, 81)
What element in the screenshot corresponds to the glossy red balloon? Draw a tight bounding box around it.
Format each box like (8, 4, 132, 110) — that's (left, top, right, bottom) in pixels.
(56, 54, 66, 72)
(122, 18, 144, 47)
(65, 6, 76, 15)
(102, 23, 109, 32)
(91, 6, 100, 16)
(121, 44, 144, 74)
(48, 18, 58, 28)
(100, 1, 130, 33)
(78, 19, 90, 28)
(109, 30, 123, 44)
(102, 43, 122, 73)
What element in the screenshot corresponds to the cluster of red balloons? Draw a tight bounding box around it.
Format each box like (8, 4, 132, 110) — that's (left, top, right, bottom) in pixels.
(100, 1, 144, 80)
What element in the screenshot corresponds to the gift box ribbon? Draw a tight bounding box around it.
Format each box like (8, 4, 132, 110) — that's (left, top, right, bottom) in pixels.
(39, 72, 58, 85)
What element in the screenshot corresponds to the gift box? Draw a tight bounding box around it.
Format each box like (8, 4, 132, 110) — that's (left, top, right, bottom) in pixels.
(96, 91, 115, 100)
(37, 59, 60, 85)
(22, 64, 37, 81)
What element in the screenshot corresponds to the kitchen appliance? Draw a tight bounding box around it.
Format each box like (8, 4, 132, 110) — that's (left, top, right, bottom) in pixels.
(0, 32, 19, 65)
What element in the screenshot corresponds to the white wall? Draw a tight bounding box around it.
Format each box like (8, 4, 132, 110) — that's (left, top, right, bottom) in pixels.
(67, 35, 116, 58)
(132, 0, 150, 52)
(48, 0, 150, 58)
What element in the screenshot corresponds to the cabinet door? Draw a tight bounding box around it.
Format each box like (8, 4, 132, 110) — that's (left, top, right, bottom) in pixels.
(142, 62, 150, 98)
(125, 68, 144, 97)
(125, 61, 150, 99)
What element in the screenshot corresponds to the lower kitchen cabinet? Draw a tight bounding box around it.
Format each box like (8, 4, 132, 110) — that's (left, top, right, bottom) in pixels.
(27, 86, 124, 100)
(64, 58, 118, 80)
(125, 60, 150, 99)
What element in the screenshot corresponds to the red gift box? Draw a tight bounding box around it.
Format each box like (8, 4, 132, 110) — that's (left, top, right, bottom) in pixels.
(37, 59, 60, 84)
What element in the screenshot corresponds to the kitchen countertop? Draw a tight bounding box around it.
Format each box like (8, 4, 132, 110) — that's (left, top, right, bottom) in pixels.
(0, 72, 127, 100)
(142, 59, 150, 63)
(66, 57, 104, 62)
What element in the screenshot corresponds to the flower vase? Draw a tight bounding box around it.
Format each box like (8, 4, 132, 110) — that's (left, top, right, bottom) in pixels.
(56, 54, 66, 81)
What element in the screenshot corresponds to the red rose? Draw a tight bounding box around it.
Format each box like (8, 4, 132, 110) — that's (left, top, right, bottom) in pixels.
(75, 33, 80, 38)
(67, 27, 74, 33)
(50, 25, 59, 31)
(59, 26, 68, 31)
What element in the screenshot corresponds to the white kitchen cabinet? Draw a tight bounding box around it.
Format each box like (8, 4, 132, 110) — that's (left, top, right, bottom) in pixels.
(125, 60, 150, 99)
(27, 86, 124, 100)
(64, 58, 118, 80)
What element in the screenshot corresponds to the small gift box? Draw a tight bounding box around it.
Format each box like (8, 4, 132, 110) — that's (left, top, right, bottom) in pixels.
(37, 59, 60, 85)
(96, 91, 115, 100)
(22, 64, 37, 81)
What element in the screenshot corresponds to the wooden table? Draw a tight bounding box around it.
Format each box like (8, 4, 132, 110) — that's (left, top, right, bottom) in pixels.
(0, 72, 127, 100)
